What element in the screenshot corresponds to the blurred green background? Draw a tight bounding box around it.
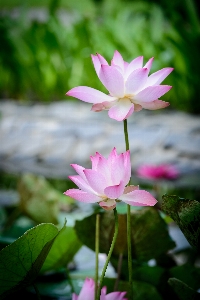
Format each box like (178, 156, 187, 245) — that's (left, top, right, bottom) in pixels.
(0, 0, 200, 113)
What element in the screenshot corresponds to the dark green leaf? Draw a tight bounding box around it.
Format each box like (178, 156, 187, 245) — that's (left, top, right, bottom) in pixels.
(169, 264, 200, 290)
(75, 207, 175, 261)
(132, 266, 166, 288)
(41, 226, 82, 273)
(130, 207, 176, 261)
(161, 194, 200, 250)
(168, 278, 200, 300)
(0, 222, 65, 298)
(102, 278, 164, 300)
(28, 278, 82, 300)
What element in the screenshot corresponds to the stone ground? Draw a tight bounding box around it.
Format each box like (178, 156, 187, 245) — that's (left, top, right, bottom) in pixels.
(0, 100, 200, 188)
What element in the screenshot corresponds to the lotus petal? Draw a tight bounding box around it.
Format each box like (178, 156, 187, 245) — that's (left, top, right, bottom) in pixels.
(108, 99, 134, 121)
(134, 85, 172, 103)
(99, 65, 125, 97)
(64, 189, 100, 203)
(120, 190, 157, 206)
(66, 86, 113, 103)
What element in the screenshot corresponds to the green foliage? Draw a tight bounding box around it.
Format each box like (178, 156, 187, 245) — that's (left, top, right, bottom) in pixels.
(169, 264, 200, 291)
(17, 173, 75, 224)
(74, 207, 175, 260)
(74, 205, 200, 299)
(103, 278, 164, 300)
(0, 0, 200, 112)
(0, 222, 65, 299)
(161, 194, 200, 298)
(168, 278, 200, 300)
(161, 194, 200, 251)
(40, 226, 82, 273)
(0, 171, 199, 299)
(130, 207, 176, 261)
(132, 265, 166, 289)
(28, 278, 83, 299)
(130, 280, 164, 300)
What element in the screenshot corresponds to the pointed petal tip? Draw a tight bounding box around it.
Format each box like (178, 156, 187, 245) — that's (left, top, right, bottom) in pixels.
(133, 55, 143, 60)
(70, 163, 81, 170)
(66, 89, 76, 97)
(114, 49, 120, 54)
(164, 85, 173, 93)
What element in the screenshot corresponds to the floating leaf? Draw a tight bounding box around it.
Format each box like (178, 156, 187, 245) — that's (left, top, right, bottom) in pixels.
(0, 222, 65, 298)
(168, 278, 200, 300)
(75, 207, 175, 261)
(41, 226, 82, 273)
(161, 194, 200, 250)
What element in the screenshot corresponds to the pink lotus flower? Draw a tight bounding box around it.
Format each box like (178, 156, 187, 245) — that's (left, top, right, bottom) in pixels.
(64, 148, 157, 210)
(137, 164, 179, 180)
(72, 278, 127, 300)
(66, 50, 173, 121)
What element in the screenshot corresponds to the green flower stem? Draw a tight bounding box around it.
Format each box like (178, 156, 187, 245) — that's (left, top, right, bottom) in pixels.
(123, 119, 130, 152)
(127, 204, 133, 298)
(123, 119, 133, 299)
(114, 252, 123, 291)
(96, 208, 119, 300)
(66, 267, 75, 294)
(33, 283, 41, 300)
(95, 214, 100, 300)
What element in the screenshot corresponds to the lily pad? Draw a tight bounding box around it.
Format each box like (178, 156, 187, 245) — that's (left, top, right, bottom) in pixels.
(161, 194, 200, 251)
(0, 222, 65, 298)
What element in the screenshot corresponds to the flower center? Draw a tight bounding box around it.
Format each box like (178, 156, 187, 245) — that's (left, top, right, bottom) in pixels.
(119, 95, 134, 104)
(99, 195, 109, 202)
